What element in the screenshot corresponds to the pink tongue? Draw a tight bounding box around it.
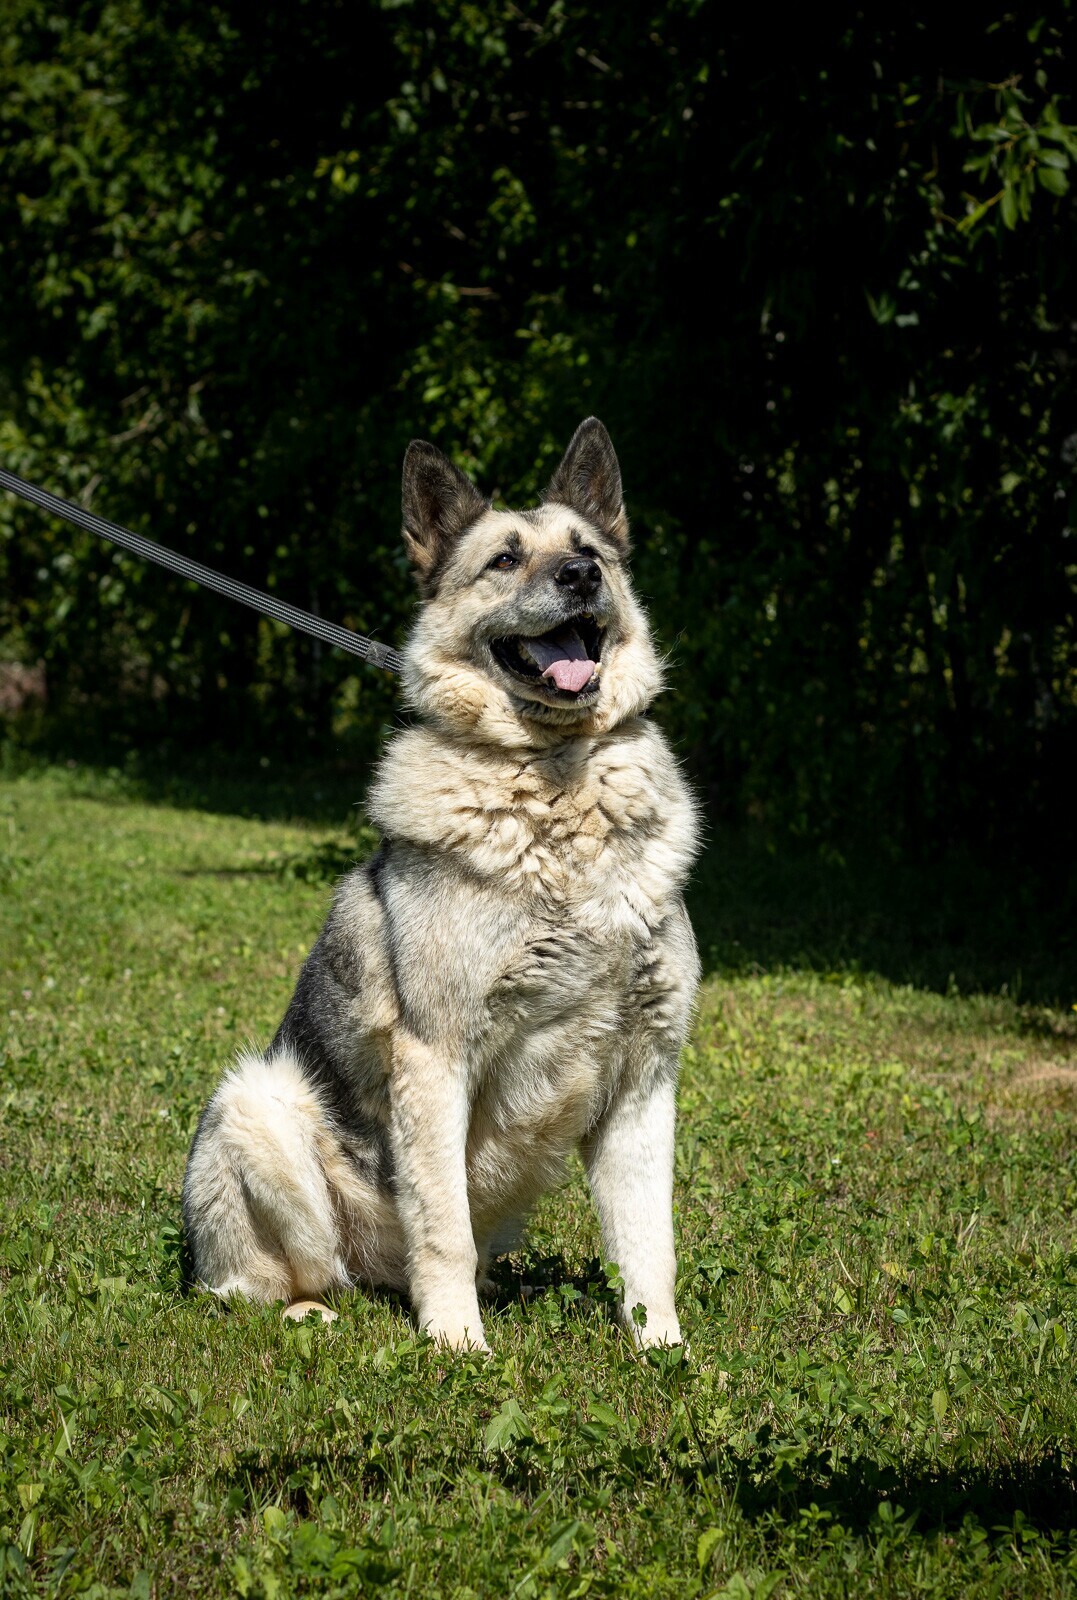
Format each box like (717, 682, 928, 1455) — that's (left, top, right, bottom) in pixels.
(522, 628, 595, 693)
(544, 658, 595, 692)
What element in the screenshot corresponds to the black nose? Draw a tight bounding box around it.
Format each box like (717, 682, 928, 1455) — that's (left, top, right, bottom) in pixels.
(555, 556, 601, 598)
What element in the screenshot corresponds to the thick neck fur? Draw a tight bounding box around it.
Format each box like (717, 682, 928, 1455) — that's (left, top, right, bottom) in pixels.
(371, 696, 697, 947)
(368, 720, 698, 931)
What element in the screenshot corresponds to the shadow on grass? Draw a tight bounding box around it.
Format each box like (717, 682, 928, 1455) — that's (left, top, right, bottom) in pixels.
(481, 1251, 625, 1328)
(717, 1439, 1077, 1543)
(209, 1433, 1077, 1553)
(4, 737, 1074, 1006)
(174, 839, 376, 885)
(686, 837, 1076, 1008)
(1, 737, 377, 826)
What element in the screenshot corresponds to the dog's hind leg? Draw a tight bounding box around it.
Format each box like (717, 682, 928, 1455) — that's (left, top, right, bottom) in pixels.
(182, 1047, 352, 1305)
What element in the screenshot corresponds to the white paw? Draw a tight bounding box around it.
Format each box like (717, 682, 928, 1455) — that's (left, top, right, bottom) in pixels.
(425, 1318, 490, 1354)
(631, 1310, 682, 1349)
(282, 1299, 338, 1324)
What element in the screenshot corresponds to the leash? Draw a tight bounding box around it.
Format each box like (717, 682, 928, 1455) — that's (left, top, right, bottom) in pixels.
(0, 467, 404, 676)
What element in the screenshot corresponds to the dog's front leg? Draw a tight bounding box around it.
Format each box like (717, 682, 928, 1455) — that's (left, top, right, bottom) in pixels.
(582, 1067, 681, 1349)
(389, 1031, 487, 1352)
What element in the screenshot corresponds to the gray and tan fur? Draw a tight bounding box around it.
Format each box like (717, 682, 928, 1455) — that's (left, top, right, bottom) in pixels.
(183, 418, 700, 1350)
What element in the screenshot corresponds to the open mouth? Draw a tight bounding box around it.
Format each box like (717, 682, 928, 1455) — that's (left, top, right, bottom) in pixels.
(490, 613, 604, 698)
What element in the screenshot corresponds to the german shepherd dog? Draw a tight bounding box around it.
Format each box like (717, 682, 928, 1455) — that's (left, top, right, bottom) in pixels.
(183, 419, 700, 1350)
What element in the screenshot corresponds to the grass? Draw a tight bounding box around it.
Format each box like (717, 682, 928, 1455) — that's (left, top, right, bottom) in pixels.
(1, 756, 1076, 1598)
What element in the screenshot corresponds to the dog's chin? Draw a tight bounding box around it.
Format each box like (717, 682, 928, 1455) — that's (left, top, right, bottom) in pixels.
(507, 681, 601, 722)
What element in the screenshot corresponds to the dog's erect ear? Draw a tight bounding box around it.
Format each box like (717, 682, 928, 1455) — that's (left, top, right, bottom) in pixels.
(543, 417, 628, 550)
(402, 440, 488, 585)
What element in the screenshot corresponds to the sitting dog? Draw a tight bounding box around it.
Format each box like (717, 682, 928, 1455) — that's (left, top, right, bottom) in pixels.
(183, 418, 700, 1350)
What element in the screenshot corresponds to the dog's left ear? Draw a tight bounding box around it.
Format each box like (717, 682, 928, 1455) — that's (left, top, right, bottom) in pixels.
(402, 440, 488, 588)
(543, 417, 628, 550)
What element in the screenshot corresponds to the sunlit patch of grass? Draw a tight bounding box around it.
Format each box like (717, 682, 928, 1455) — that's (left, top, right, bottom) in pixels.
(2, 763, 1076, 1597)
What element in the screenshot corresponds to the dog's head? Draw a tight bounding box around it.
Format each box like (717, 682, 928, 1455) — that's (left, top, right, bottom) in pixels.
(399, 418, 663, 745)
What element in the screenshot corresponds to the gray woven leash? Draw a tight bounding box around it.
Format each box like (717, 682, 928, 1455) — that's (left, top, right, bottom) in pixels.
(0, 467, 404, 676)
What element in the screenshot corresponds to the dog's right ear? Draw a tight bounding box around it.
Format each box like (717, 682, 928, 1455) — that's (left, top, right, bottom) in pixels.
(402, 440, 488, 587)
(544, 417, 628, 550)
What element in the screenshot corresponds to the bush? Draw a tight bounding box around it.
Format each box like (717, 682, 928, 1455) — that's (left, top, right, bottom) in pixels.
(1, 3, 1074, 850)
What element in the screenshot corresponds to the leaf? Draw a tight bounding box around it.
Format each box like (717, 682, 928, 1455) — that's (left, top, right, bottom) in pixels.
(1000, 186, 1019, 229)
(483, 1398, 530, 1453)
(716, 1576, 752, 1600)
(262, 1505, 288, 1539)
(602, 1260, 625, 1293)
(957, 196, 995, 233)
(1037, 166, 1068, 196)
(833, 1284, 855, 1315)
(698, 1526, 724, 1570)
(52, 1413, 76, 1461)
(932, 1387, 949, 1424)
(543, 1519, 586, 1566)
(865, 290, 896, 325)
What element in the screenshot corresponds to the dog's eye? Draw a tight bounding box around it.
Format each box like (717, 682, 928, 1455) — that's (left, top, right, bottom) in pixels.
(578, 545, 599, 560)
(490, 552, 517, 570)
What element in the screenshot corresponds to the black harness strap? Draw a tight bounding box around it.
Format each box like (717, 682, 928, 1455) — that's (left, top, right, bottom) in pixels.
(0, 467, 404, 676)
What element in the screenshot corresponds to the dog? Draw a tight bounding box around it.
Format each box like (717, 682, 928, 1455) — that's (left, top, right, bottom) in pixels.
(182, 418, 700, 1350)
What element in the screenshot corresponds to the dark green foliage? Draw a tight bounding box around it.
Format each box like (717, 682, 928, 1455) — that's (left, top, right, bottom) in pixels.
(1, 4, 1075, 850)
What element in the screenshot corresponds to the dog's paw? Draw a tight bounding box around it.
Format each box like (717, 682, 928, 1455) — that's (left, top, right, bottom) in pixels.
(632, 1312, 682, 1351)
(424, 1318, 490, 1355)
(439, 1328, 491, 1355)
(282, 1299, 338, 1324)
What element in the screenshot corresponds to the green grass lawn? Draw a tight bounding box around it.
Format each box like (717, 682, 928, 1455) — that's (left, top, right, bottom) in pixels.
(2, 759, 1076, 1598)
